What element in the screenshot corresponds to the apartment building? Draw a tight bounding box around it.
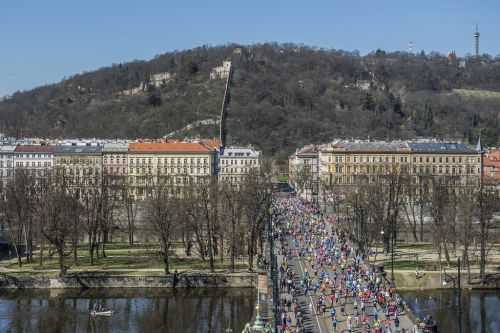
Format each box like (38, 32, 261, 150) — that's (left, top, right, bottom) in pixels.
(102, 143, 129, 198)
(128, 142, 216, 199)
(14, 145, 55, 179)
(0, 146, 15, 189)
(483, 148, 500, 185)
(103, 143, 128, 177)
(288, 144, 320, 199)
(219, 147, 261, 184)
(53, 146, 102, 195)
(319, 141, 482, 188)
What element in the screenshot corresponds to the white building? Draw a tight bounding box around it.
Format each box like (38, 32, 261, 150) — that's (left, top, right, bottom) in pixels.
(14, 145, 55, 179)
(218, 147, 261, 184)
(288, 145, 320, 200)
(150, 72, 174, 88)
(210, 61, 232, 80)
(0, 145, 16, 188)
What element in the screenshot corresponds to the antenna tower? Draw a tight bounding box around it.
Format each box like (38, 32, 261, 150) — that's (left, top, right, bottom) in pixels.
(474, 24, 480, 57)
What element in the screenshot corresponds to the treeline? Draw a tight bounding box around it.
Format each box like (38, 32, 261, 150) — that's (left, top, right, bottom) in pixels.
(1, 44, 499, 156)
(0, 168, 273, 276)
(316, 172, 500, 284)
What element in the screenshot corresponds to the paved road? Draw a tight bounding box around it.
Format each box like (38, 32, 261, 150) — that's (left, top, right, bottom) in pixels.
(274, 198, 416, 333)
(277, 250, 322, 333)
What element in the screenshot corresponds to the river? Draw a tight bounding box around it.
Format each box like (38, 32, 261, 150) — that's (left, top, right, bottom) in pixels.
(401, 289, 500, 333)
(0, 288, 256, 333)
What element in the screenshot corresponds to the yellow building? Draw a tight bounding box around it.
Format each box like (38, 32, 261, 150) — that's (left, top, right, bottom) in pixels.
(128, 141, 216, 199)
(319, 141, 482, 188)
(53, 146, 102, 196)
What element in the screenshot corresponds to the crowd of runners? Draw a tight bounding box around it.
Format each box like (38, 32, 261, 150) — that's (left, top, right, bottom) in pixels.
(271, 197, 428, 333)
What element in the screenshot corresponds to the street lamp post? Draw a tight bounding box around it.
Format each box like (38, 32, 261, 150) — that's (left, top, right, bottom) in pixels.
(391, 221, 395, 283)
(457, 257, 462, 333)
(379, 230, 384, 268)
(268, 212, 279, 333)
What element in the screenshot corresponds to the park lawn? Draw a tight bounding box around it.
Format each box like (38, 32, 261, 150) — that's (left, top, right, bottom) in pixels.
(382, 260, 459, 271)
(397, 243, 434, 251)
(452, 88, 500, 100)
(2, 242, 249, 274)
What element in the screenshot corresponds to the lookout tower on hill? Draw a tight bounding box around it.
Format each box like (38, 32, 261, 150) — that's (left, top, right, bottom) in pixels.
(474, 25, 480, 57)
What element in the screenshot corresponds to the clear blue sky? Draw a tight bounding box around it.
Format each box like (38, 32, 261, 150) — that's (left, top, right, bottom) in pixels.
(1, 0, 499, 97)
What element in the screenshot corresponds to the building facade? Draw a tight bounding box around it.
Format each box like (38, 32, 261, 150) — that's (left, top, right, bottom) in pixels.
(210, 61, 232, 80)
(288, 145, 319, 200)
(102, 143, 129, 177)
(219, 147, 261, 184)
(319, 141, 482, 189)
(0, 146, 15, 189)
(102, 143, 129, 199)
(54, 146, 103, 195)
(128, 142, 217, 199)
(14, 145, 55, 180)
(483, 148, 500, 185)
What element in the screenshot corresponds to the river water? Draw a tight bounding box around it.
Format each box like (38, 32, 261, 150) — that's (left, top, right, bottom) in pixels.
(401, 289, 500, 333)
(0, 288, 256, 333)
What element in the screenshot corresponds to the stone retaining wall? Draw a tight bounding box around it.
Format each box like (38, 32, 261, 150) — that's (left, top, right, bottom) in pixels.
(0, 272, 257, 289)
(393, 271, 500, 290)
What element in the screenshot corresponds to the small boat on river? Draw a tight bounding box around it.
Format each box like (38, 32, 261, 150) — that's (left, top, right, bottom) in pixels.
(90, 310, 113, 317)
(90, 304, 113, 317)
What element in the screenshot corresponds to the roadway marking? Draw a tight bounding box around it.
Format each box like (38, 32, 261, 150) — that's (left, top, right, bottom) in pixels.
(296, 256, 323, 333)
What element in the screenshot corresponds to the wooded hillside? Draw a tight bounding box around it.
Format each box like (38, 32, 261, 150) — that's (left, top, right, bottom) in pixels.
(1, 43, 499, 157)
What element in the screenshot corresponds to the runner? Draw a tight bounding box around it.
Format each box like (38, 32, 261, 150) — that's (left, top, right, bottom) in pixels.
(272, 196, 415, 333)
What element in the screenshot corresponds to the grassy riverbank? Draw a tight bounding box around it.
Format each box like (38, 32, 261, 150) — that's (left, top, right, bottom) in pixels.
(368, 242, 500, 271)
(0, 242, 250, 278)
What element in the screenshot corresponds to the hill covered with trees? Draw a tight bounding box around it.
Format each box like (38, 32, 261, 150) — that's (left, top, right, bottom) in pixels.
(1, 43, 499, 157)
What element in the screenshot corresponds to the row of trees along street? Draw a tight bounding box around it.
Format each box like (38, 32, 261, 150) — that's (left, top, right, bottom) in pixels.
(0, 165, 273, 277)
(296, 168, 500, 285)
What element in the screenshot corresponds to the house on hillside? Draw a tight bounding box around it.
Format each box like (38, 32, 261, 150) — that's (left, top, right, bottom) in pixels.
(210, 61, 231, 80)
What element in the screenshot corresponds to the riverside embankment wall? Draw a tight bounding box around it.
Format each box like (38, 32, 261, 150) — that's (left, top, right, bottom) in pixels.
(0, 272, 257, 289)
(393, 270, 500, 290)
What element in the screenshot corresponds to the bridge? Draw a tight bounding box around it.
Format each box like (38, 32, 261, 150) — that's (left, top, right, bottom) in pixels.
(243, 192, 419, 333)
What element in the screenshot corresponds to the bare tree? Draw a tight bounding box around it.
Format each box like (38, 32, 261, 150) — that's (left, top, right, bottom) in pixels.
(456, 189, 476, 283)
(241, 166, 272, 271)
(477, 187, 500, 283)
(182, 182, 208, 262)
(429, 177, 456, 267)
(0, 169, 38, 266)
(294, 164, 313, 201)
(37, 174, 74, 277)
(123, 177, 138, 246)
(220, 182, 243, 272)
(68, 190, 81, 266)
(402, 175, 430, 242)
(99, 175, 118, 258)
(81, 187, 101, 265)
(0, 185, 24, 267)
(145, 175, 180, 274)
(197, 177, 219, 272)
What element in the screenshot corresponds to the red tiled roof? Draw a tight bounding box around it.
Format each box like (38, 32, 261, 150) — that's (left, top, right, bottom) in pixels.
(485, 150, 500, 161)
(200, 138, 221, 150)
(484, 155, 500, 167)
(15, 145, 55, 153)
(129, 142, 212, 153)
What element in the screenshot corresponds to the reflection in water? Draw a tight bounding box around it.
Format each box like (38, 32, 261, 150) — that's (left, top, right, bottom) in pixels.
(0, 288, 256, 333)
(401, 289, 500, 333)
